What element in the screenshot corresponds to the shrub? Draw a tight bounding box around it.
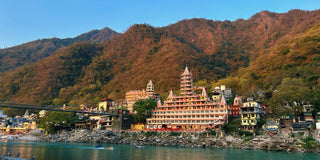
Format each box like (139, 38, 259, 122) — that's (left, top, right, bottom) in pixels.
(302, 136, 316, 149)
(143, 131, 158, 137)
(238, 130, 253, 137)
(222, 117, 241, 134)
(205, 129, 216, 136)
(290, 133, 295, 138)
(169, 131, 180, 136)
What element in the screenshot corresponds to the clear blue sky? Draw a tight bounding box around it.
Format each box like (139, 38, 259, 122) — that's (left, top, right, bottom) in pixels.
(1, 0, 319, 48)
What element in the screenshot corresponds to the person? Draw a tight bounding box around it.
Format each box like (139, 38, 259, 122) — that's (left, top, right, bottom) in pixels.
(17, 152, 20, 157)
(7, 152, 10, 156)
(30, 155, 35, 160)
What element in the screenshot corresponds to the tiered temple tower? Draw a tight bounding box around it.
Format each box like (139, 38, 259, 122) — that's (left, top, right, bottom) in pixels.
(146, 67, 228, 131)
(125, 80, 158, 113)
(146, 80, 155, 97)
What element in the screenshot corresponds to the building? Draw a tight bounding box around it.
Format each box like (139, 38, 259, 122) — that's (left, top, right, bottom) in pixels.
(261, 103, 270, 115)
(212, 85, 232, 103)
(98, 98, 115, 112)
(125, 80, 158, 113)
(146, 80, 155, 97)
(39, 110, 47, 118)
(303, 104, 313, 122)
(316, 112, 320, 130)
(291, 104, 313, 133)
(146, 67, 228, 131)
(228, 96, 242, 117)
(0, 118, 37, 134)
(240, 101, 264, 131)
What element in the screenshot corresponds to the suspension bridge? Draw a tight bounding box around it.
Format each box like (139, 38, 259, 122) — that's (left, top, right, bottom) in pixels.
(0, 102, 117, 116)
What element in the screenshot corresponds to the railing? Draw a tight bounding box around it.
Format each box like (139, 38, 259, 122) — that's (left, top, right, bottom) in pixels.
(0, 102, 117, 116)
(241, 122, 257, 125)
(152, 110, 228, 115)
(240, 110, 261, 114)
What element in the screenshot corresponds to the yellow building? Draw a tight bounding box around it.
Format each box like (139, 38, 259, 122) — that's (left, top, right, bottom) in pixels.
(0, 120, 37, 134)
(241, 101, 263, 131)
(131, 123, 145, 130)
(98, 98, 114, 111)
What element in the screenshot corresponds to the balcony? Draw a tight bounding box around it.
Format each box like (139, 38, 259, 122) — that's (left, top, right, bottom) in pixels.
(241, 122, 257, 126)
(240, 110, 262, 114)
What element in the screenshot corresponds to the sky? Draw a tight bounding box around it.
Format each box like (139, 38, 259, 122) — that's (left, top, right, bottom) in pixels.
(1, 0, 320, 48)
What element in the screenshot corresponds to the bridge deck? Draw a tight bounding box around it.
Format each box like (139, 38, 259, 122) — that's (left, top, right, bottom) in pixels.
(0, 103, 117, 116)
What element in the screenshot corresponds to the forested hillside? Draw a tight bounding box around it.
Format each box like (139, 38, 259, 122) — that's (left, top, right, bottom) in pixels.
(0, 27, 118, 72)
(0, 9, 319, 113)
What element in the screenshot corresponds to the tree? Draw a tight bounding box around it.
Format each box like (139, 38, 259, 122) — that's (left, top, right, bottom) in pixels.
(144, 98, 157, 117)
(37, 111, 78, 134)
(133, 100, 146, 115)
(1, 108, 26, 117)
(270, 78, 310, 115)
(132, 99, 157, 123)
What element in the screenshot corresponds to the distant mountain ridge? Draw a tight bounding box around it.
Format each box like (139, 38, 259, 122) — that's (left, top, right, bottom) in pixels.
(1, 9, 320, 106)
(0, 27, 118, 72)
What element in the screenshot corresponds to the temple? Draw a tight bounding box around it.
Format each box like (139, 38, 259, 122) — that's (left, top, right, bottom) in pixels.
(228, 96, 242, 117)
(146, 66, 228, 131)
(125, 80, 158, 113)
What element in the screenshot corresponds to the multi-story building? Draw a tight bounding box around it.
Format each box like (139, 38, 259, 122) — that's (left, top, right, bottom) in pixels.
(228, 96, 242, 117)
(146, 67, 228, 131)
(240, 101, 264, 131)
(98, 98, 115, 112)
(316, 112, 320, 130)
(212, 85, 232, 103)
(303, 104, 313, 122)
(125, 80, 158, 113)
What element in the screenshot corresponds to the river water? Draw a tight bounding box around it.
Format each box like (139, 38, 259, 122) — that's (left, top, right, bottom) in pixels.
(0, 140, 319, 160)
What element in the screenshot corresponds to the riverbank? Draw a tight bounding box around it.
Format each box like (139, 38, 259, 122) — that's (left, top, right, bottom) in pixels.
(26, 129, 320, 153)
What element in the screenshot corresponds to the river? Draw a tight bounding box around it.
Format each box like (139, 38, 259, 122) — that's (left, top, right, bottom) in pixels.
(0, 140, 319, 160)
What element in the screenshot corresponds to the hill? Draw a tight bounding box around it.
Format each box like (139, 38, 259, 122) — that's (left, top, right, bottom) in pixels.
(0, 27, 118, 72)
(0, 9, 320, 109)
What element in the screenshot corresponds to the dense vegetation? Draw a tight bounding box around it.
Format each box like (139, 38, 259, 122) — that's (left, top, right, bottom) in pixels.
(37, 111, 79, 134)
(1, 9, 320, 116)
(132, 99, 157, 123)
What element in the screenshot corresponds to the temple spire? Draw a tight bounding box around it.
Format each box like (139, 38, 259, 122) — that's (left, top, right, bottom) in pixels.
(201, 87, 208, 98)
(157, 100, 162, 107)
(220, 94, 227, 106)
(182, 66, 190, 75)
(168, 90, 174, 99)
(234, 95, 243, 105)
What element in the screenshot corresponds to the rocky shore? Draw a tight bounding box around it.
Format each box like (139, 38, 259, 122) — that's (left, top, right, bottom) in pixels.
(33, 130, 320, 153)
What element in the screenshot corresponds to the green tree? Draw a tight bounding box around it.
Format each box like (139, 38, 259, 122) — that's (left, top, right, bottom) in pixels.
(1, 108, 26, 117)
(270, 78, 310, 115)
(37, 111, 78, 134)
(133, 100, 146, 115)
(132, 98, 157, 123)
